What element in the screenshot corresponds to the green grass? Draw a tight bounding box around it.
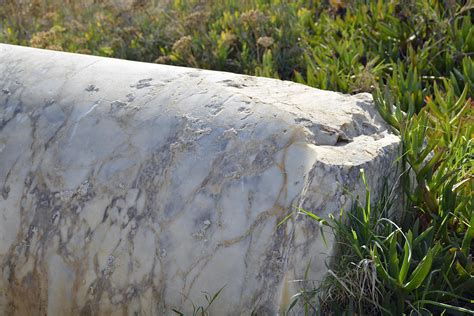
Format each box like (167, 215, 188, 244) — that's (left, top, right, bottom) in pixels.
(1, 0, 472, 314)
(172, 286, 226, 316)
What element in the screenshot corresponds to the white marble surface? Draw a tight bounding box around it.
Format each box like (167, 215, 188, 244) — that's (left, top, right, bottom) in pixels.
(0, 44, 399, 315)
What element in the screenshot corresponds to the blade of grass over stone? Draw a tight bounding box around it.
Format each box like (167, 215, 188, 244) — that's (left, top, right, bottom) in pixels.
(412, 300, 474, 315)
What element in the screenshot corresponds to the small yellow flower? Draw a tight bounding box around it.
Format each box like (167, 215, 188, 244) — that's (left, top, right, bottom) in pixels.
(240, 10, 267, 26)
(172, 36, 193, 54)
(221, 31, 237, 46)
(257, 36, 274, 48)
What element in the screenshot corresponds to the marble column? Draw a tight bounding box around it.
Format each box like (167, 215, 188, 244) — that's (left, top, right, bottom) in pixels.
(0, 44, 399, 315)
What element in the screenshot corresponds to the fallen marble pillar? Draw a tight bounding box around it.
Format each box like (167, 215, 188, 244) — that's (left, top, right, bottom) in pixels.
(0, 44, 399, 315)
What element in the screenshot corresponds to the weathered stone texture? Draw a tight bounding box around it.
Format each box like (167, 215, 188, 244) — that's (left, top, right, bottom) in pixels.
(0, 44, 399, 315)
